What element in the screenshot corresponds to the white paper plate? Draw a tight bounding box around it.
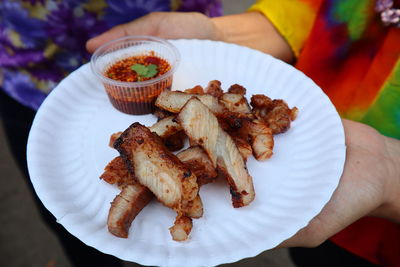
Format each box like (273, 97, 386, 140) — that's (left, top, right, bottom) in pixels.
(27, 39, 345, 267)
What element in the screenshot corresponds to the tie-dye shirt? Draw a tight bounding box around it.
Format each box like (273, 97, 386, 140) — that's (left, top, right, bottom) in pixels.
(0, 0, 222, 110)
(250, 0, 400, 140)
(251, 1, 400, 265)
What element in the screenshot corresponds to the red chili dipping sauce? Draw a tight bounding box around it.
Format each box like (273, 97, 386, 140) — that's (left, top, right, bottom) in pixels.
(103, 53, 172, 115)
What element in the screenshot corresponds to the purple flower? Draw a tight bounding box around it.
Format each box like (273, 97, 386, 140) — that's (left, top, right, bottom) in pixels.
(2, 70, 47, 110)
(375, 0, 393, 12)
(381, 8, 400, 25)
(104, 0, 170, 27)
(178, 0, 223, 17)
(45, 3, 107, 59)
(0, 2, 46, 48)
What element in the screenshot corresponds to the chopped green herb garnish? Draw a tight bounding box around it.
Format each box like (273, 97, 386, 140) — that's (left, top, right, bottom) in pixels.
(131, 63, 159, 79)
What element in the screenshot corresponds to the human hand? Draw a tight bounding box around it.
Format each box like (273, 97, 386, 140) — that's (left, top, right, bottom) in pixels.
(279, 119, 400, 248)
(86, 12, 221, 53)
(86, 11, 294, 62)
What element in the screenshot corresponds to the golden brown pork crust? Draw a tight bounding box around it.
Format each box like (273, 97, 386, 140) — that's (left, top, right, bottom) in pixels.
(178, 98, 255, 208)
(114, 122, 198, 213)
(177, 146, 218, 186)
(107, 184, 153, 238)
(100, 156, 133, 187)
(251, 95, 298, 134)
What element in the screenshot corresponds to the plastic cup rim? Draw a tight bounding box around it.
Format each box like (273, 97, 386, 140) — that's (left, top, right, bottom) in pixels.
(90, 35, 180, 88)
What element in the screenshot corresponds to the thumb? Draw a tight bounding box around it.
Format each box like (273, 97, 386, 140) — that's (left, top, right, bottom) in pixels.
(86, 12, 163, 53)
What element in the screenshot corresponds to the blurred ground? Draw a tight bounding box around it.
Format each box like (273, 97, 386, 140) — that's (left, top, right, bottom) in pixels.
(0, 1, 296, 266)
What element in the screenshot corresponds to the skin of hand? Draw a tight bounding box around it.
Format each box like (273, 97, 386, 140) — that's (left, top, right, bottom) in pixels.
(86, 11, 294, 62)
(279, 119, 400, 248)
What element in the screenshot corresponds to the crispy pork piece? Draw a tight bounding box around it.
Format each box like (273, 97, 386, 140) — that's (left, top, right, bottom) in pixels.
(220, 93, 252, 115)
(100, 156, 133, 186)
(155, 90, 224, 114)
(228, 84, 246, 95)
(107, 183, 153, 238)
(169, 215, 193, 241)
(163, 131, 186, 152)
(114, 123, 199, 213)
(182, 194, 203, 218)
(204, 80, 223, 98)
(251, 95, 298, 134)
(178, 98, 255, 207)
(149, 116, 186, 151)
(250, 94, 273, 109)
(153, 107, 173, 121)
(109, 132, 123, 148)
(177, 146, 218, 186)
(184, 85, 204, 94)
(236, 119, 274, 161)
(230, 135, 253, 160)
(110, 116, 185, 151)
(149, 116, 182, 138)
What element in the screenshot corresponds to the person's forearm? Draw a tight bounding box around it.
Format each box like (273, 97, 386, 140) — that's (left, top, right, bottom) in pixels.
(211, 12, 294, 63)
(372, 136, 400, 223)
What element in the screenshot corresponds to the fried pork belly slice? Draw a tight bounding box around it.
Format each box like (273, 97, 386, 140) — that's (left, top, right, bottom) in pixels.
(109, 132, 123, 148)
(149, 116, 186, 151)
(169, 215, 193, 241)
(107, 183, 153, 238)
(163, 131, 186, 152)
(240, 119, 274, 161)
(178, 98, 255, 207)
(231, 135, 253, 160)
(100, 156, 133, 186)
(149, 115, 182, 138)
(155, 90, 224, 114)
(114, 123, 198, 212)
(228, 84, 246, 95)
(184, 85, 204, 94)
(204, 80, 223, 98)
(182, 194, 203, 218)
(251, 94, 298, 134)
(177, 146, 218, 186)
(109, 116, 186, 151)
(153, 107, 173, 121)
(220, 93, 252, 115)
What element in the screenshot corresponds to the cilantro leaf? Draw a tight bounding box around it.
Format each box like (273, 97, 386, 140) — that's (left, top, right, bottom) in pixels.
(131, 63, 159, 80)
(131, 64, 148, 76)
(144, 64, 158, 78)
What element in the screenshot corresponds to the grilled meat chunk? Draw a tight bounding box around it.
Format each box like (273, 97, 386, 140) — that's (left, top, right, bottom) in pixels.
(114, 123, 199, 213)
(107, 183, 153, 238)
(109, 132, 123, 148)
(149, 116, 182, 138)
(177, 146, 218, 186)
(153, 107, 174, 121)
(204, 80, 223, 98)
(220, 93, 252, 115)
(169, 215, 193, 241)
(238, 119, 274, 161)
(251, 94, 298, 134)
(149, 115, 186, 151)
(182, 194, 203, 219)
(100, 156, 133, 187)
(178, 98, 255, 207)
(228, 84, 246, 95)
(184, 85, 204, 94)
(155, 90, 224, 114)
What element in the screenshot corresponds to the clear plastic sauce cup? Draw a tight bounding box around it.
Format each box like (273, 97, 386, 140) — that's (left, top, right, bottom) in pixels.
(91, 36, 180, 115)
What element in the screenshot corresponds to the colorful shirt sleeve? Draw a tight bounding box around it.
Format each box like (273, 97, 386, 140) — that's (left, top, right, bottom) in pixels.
(248, 0, 323, 57)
